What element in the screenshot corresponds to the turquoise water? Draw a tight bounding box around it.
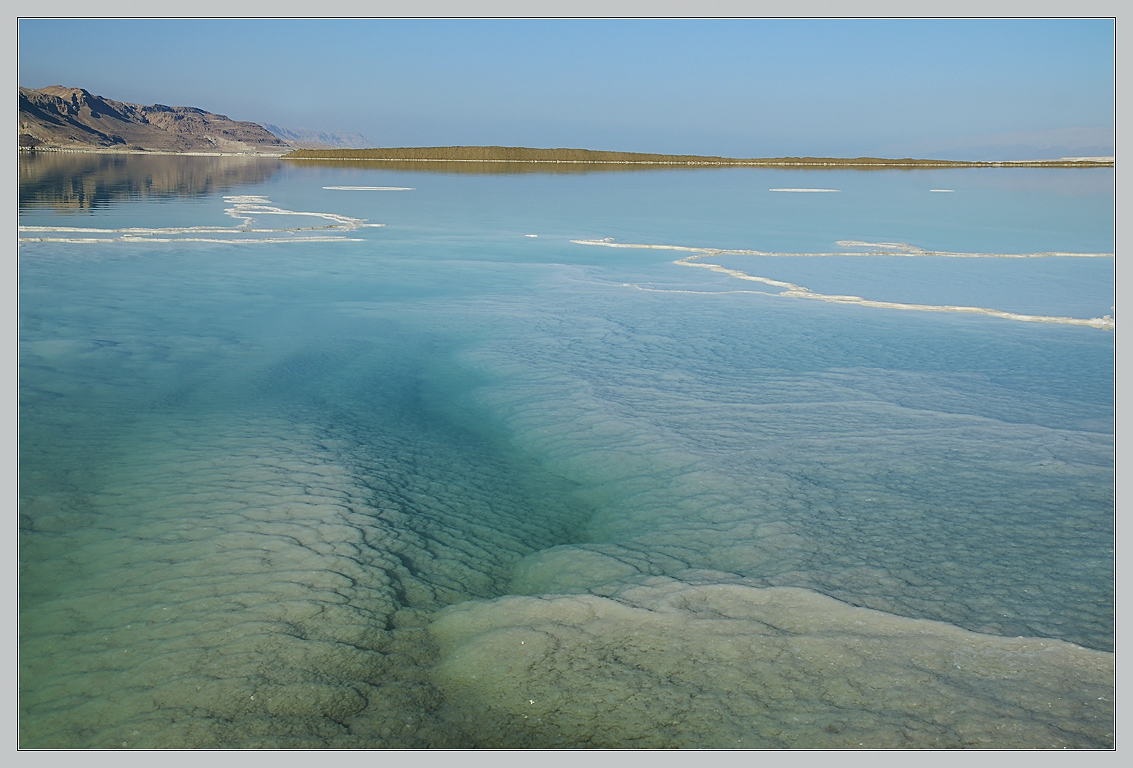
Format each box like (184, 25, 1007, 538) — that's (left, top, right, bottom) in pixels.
(18, 154, 1114, 748)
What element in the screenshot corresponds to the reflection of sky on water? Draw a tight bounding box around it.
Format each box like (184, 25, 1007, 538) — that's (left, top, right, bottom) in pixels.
(18, 156, 1114, 748)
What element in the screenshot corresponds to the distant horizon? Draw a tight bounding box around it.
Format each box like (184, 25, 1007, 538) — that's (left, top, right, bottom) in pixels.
(17, 19, 1115, 162)
(15, 82, 1117, 164)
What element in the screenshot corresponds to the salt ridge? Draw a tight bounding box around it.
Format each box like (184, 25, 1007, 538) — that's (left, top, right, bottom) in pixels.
(18, 195, 379, 244)
(573, 239, 1115, 330)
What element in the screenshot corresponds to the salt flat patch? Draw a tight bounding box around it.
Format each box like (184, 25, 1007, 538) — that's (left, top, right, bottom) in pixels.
(769, 188, 840, 192)
(322, 186, 414, 191)
(431, 577, 1113, 748)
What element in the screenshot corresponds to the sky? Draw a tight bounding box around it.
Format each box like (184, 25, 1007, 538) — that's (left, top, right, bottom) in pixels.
(16, 18, 1116, 160)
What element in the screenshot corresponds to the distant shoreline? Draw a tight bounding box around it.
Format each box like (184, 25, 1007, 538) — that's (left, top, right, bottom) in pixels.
(19, 147, 290, 158)
(18, 145, 1115, 168)
(280, 146, 1115, 168)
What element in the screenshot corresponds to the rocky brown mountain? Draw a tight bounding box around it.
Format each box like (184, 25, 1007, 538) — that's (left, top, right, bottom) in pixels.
(19, 86, 292, 154)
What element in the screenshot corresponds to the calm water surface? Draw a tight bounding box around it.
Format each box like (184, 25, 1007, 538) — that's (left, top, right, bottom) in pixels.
(18, 153, 1115, 748)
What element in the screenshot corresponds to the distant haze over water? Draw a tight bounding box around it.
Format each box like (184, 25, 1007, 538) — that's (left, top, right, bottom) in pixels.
(875, 126, 1115, 162)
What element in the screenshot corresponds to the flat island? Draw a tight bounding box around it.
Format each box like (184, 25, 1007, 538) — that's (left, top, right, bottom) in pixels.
(281, 145, 1114, 168)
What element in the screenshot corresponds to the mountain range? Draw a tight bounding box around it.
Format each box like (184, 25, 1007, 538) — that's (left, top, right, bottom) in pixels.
(18, 86, 358, 154)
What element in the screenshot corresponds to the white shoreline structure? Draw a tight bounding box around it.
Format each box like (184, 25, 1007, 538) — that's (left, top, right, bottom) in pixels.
(18, 195, 377, 244)
(573, 239, 1115, 331)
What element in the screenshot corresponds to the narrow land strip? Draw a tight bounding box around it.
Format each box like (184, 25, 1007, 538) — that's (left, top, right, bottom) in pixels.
(281, 146, 1114, 168)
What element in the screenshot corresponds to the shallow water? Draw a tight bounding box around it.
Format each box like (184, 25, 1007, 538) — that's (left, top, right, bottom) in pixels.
(18, 153, 1114, 748)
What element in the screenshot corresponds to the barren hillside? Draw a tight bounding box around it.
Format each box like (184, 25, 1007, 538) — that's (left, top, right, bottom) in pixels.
(19, 86, 291, 154)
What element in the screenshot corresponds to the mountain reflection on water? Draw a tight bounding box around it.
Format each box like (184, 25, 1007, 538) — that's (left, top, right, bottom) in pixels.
(18, 152, 282, 211)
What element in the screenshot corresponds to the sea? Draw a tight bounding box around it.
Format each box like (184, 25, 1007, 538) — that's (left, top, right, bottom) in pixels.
(17, 152, 1115, 748)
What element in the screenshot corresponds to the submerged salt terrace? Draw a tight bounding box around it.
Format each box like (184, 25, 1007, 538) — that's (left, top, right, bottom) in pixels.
(18, 154, 1115, 748)
(454, 283, 1113, 648)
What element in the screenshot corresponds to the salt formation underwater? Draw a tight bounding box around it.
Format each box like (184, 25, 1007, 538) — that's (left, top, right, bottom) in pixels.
(18, 154, 1114, 748)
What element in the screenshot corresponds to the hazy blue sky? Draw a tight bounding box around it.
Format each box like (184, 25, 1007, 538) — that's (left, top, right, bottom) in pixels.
(17, 18, 1115, 159)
